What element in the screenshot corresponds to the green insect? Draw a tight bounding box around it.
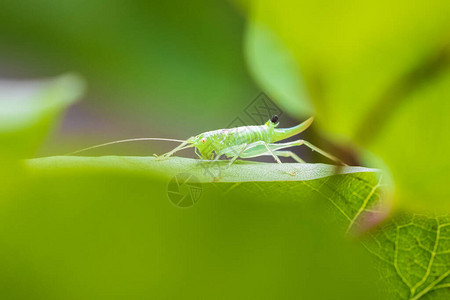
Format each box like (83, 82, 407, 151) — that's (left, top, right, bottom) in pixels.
(69, 115, 345, 170)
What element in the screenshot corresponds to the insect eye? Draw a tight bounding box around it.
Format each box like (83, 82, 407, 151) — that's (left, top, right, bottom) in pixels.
(201, 138, 207, 143)
(271, 115, 279, 123)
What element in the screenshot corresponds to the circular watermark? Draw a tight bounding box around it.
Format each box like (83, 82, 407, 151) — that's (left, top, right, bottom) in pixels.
(167, 173, 202, 208)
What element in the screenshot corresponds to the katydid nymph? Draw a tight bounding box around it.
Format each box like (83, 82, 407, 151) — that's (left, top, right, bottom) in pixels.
(69, 115, 346, 174)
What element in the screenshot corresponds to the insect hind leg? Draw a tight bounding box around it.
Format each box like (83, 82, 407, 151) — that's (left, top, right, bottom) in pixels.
(300, 140, 346, 166)
(243, 139, 346, 166)
(239, 144, 301, 176)
(272, 150, 306, 163)
(217, 141, 283, 166)
(226, 141, 283, 164)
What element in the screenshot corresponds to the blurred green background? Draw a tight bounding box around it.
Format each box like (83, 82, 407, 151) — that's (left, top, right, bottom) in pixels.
(0, 0, 265, 157)
(1, 0, 450, 299)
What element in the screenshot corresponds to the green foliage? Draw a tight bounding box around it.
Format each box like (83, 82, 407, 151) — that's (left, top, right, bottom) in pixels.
(365, 214, 450, 299)
(0, 73, 385, 298)
(0, 156, 382, 299)
(12, 156, 448, 299)
(1, 69, 448, 299)
(245, 0, 450, 211)
(0, 74, 84, 161)
(241, 2, 450, 297)
(1, 1, 449, 299)
(245, 21, 313, 116)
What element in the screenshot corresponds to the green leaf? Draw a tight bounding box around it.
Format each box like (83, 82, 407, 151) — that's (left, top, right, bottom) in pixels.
(364, 214, 450, 300)
(245, 0, 450, 211)
(0, 156, 385, 299)
(0, 73, 84, 160)
(369, 72, 450, 212)
(245, 21, 313, 117)
(27, 156, 377, 182)
(19, 156, 450, 299)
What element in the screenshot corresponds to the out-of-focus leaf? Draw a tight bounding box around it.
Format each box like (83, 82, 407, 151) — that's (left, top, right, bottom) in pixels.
(249, 0, 450, 135)
(245, 21, 313, 116)
(245, 0, 450, 211)
(19, 156, 450, 299)
(0, 73, 84, 160)
(0, 156, 385, 299)
(370, 72, 450, 212)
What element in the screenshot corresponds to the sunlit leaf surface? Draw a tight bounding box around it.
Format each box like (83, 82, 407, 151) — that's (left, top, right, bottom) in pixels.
(245, 0, 450, 212)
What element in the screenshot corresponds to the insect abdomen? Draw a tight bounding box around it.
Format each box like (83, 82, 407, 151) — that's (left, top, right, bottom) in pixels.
(204, 125, 270, 154)
(234, 125, 269, 144)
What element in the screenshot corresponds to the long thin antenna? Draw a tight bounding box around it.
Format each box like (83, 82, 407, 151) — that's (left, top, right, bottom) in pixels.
(66, 137, 187, 155)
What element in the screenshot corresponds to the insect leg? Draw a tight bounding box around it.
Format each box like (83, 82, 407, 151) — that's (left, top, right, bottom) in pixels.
(239, 138, 345, 165)
(226, 143, 248, 166)
(224, 141, 282, 164)
(261, 142, 282, 164)
(237, 144, 299, 175)
(267, 140, 345, 165)
(272, 151, 306, 163)
(156, 141, 190, 160)
(239, 143, 305, 163)
(194, 147, 204, 159)
(300, 140, 346, 166)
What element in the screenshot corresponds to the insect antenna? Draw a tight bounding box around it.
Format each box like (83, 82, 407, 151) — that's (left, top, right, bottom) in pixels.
(65, 137, 188, 155)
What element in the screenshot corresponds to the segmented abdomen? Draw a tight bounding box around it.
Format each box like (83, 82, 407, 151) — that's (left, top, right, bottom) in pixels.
(232, 125, 269, 145)
(205, 125, 270, 151)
